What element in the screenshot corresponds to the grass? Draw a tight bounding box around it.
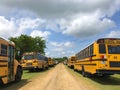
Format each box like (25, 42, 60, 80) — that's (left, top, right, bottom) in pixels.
(65, 65, 120, 90)
(22, 70, 44, 80)
(22, 67, 54, 80)
(0, 68, 53, 90)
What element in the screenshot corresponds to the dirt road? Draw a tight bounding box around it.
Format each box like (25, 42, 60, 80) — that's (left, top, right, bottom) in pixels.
(1, 63, 95, 90)
(1, 63, 120, 90)
(19, 63, 93, 90)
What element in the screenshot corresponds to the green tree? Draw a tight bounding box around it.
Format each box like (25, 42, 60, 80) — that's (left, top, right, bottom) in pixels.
(9, 34, 46, 61)
(53, 57, 68, 62)
(33, 37, 46, 54)
(63, 57, 68, 60)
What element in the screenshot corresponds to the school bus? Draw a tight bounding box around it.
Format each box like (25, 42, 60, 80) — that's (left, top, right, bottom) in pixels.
(21, 52, 48, 71)
(67, 56, 76, 68)
(48, 57, 54, 66)
(74, 38, 120, 77)
(0, 37, 23, 85)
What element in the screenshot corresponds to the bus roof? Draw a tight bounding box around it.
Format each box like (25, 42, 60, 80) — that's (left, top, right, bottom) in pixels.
(97, 38, 120, 44)
(23, 52, 46, 57)
(0, 37, 15, 46)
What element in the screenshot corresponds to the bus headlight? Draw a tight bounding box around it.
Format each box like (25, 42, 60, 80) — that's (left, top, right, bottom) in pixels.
(101, 61, 106, 64)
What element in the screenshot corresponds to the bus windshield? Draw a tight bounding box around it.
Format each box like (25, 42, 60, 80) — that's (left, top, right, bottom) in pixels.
(71, 58, 75, 61)
(108, 45, 120, 54)
(99, 44, 106, 54)
(22, 55, 36, 60)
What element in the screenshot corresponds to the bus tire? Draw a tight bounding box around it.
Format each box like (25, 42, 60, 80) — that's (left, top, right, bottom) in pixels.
(46, 66, 49, 69)
(99, 74, 111, 78)
(0, 79, 3, 85)
(42, 65, 45, 70)
(74, 67, 77, 71)
(74, 69, 77, 71)
(15, 67, 22, 82)
(82, 66, 86, 77)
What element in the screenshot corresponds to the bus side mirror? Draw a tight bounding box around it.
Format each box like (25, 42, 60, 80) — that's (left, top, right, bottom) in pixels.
(18, 51, 20, 56)
(91, 54, 96, 57)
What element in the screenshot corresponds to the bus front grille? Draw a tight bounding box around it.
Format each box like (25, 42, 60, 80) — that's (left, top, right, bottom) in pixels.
(26, 63, 32, 66)
(110, 61, 120, 67)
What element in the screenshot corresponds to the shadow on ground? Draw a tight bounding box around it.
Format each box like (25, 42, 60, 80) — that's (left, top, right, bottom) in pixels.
(68, 66, 120, 86)
(82, 74, 120, 85)
(0, 79, 30, 90)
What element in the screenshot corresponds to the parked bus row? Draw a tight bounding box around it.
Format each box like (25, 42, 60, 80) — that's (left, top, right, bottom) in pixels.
(21, 52, 56, 71)
(67, 38, 120, 77)
(0, 37, 58, 85)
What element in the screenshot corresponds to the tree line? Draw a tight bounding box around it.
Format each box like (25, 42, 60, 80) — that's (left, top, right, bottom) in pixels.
(53, 57, 68, 62)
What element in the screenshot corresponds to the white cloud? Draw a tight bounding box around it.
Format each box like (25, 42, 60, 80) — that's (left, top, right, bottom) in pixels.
(1, 0, 120, 57)
(1, 0, 120, 18)
(46, 41, 75, 57)
(17, 18, 42, 30)
(45, 52, 50, 56)
(30, 30, 51, 39)
(50, 42, 61, 47)
(106, 30, 120, 38)
(64, 42, 72, 47)
(0, 0, 119, 38)
(53, 48, 64, 52)
(0, 16, 45, 38)
(0, 16, 16, 38)
(50, 41, 74, 48)
(46, 49, 75, 58)
(61, 11, 115, 37)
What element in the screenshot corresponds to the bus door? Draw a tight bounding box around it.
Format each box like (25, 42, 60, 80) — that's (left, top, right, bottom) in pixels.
(8, 45, 14, 82)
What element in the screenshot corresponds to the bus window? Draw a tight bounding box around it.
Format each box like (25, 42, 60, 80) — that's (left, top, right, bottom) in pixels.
(108, 45, 120, 54)
(22, 55, 35, 60)
(90, 44, 93, 56)
(99, 44, 106, 54)
(1, 44, 7, 56)
(38, 54, 44, 60)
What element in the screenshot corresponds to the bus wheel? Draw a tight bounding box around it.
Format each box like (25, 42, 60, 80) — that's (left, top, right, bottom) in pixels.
(74, 69, 77, 71)
(42, 65, 45, 70)
(82, 66, 86, 77)
(15, 67, 22, 82)
(99, 74, 111, 78)
(0, 79, 3, 86)
(46, 66, 49, 69)
(74, 67, 77, 71)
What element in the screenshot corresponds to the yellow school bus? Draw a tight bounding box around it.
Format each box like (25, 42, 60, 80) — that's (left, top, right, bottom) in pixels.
(48, 57, 54, 67)
(0, 37, 23, 85)
(74, 38, 120, 77)
(21, 52, 48, 71)
(67, 56, 76, 68)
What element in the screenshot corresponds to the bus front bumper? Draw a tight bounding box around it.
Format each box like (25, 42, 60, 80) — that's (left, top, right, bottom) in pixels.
(22, 66, 38, 70)
(96, 69, 120, 74)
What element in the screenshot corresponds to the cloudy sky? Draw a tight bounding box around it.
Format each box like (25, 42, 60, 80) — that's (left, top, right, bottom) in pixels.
(0, 0, 120, 57)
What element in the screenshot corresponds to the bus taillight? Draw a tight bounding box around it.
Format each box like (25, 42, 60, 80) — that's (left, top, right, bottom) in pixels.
(100, 55, 104, 59)
(89, 57, 92, 61)
(100, 55, 106, 60)
(33, 60, 38, 63)
(22, 60, 26, 63)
